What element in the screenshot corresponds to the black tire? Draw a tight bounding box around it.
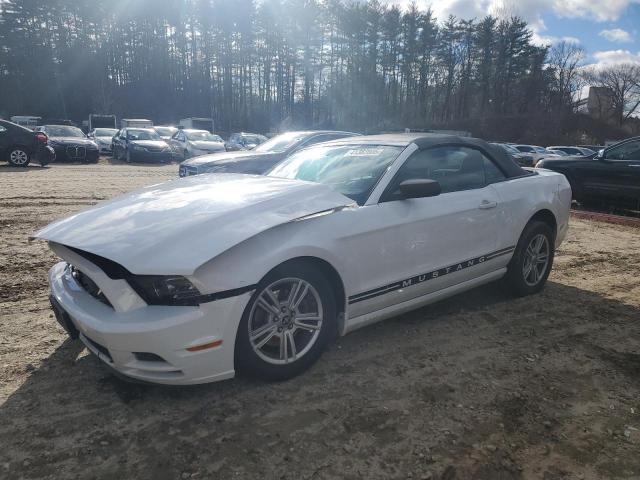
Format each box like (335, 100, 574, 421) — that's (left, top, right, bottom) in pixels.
(504, 220, 555, 297)
(8, 146, 30, 167)
(235, 261, 337, 381)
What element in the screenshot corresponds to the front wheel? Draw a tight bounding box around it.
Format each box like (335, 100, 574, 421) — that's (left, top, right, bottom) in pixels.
(235, 262, 337, 381)
(8, 147, 30, 167)
(504, 220, 555, 297)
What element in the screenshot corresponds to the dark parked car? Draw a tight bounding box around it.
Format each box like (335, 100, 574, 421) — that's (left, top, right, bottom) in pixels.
(536, 136, 640, 205)
(225, 132, 268, 151)
(35, 125, 99, 163)
(179, 130, 359, 177)
(0, 119, 55, 167)
(112, 128, 173, 163)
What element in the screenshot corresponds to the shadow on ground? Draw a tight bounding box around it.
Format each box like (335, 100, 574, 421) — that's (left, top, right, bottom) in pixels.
(2, 281, 639, 479)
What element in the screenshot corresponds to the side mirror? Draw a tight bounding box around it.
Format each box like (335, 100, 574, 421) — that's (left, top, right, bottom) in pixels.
(399, 179, 441, 199)
(597, 149, 605, 160)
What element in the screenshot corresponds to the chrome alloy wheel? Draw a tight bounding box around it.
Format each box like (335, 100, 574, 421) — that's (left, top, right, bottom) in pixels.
(248, 277, 323, 365)
(10, 149, 28, 165)
(522, 234, 550, 287)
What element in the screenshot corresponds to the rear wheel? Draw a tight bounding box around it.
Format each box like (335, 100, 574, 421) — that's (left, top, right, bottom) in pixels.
(235, 262, 336, 381)
(8, 147, 30, 167)
(504, 220, 554, 296)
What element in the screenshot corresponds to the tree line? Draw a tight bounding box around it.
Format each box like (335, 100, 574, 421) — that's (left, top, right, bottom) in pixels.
(0, 0, 619, 140)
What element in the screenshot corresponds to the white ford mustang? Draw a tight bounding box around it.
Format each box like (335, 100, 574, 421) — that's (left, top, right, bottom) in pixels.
(34, 134, 571, 385)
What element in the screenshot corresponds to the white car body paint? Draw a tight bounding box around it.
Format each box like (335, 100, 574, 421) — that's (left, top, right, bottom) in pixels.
(36, 138, 571, 384)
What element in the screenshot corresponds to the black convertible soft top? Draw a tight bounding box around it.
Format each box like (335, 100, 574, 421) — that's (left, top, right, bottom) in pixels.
(412, 134, 527, 179)
(326, 133, 528, 179)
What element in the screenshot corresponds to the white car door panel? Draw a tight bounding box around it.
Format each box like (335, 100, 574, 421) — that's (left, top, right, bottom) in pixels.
(341, 186, 504, 318)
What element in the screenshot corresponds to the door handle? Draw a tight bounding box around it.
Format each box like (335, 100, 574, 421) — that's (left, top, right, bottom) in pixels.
(478, 200, 498, 209)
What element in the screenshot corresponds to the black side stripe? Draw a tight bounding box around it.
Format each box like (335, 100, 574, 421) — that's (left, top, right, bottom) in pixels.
(348, 246, 515, 305)
(198, 284, 257, 304)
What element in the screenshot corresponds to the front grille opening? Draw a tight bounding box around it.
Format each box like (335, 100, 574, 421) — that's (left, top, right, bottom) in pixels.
(133, 352, 166, 363)
(84, 335, 113, 362)
(70, 265, 113, 308)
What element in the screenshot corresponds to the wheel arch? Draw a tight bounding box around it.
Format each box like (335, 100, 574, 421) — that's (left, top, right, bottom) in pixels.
(527, 208, 557, 238)
(262, 256, 347, 333)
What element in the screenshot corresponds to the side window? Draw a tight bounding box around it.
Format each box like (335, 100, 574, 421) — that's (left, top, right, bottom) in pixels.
(605, 140, 640, 161)
(382, 146, 504, 202)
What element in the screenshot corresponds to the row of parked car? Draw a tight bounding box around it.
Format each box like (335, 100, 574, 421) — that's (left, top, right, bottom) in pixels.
(2, 117, 638, 208)
(0, 118, 269, 167)
(89, 126, 269, 163)
(491, 143, 597, 167)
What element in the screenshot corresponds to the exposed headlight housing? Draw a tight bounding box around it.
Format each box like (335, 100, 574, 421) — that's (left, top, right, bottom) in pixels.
(127, 275, 202, 306)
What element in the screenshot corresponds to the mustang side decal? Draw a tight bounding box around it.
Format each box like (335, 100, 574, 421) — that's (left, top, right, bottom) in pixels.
(348, 246, 516, 304)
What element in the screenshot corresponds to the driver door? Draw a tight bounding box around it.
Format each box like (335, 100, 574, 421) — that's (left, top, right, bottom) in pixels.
(343, 145, 507, 318)
(594, 139, 640, 201)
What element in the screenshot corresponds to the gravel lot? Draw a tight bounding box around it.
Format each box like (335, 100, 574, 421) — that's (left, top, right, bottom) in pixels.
(1, 161, 639, 480)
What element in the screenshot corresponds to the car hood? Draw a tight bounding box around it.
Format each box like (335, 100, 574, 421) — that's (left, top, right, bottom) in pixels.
(183, 150, 279, 167)
(538, 155, 593, 166)
(32, 174, 353, 275)
(130, 140, 168, 149)
(191, 141, 225, 150)
(49, 137, 97, 146)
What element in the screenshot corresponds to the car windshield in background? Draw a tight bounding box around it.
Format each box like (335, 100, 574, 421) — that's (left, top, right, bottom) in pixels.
(46, 126, 85, 138)
(155, 127, 177, 136)
(186, 131, 222, 142)
(128, 129, 160, 140)
(254, 132, 308, 153)
(242, 135, 266, 144)
(94, 128, 117, 137)
(268, 144, 404, 205)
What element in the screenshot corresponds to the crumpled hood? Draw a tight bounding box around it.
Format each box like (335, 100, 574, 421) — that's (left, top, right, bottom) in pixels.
(33, 174, 353, 275)
(183, 150, 278, 167)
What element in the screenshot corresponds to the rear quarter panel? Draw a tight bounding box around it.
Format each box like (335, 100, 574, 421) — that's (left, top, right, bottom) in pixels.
(494, 170, 571, 250)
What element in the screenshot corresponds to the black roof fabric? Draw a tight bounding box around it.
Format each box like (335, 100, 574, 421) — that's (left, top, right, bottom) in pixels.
(412, 135, 527, 179)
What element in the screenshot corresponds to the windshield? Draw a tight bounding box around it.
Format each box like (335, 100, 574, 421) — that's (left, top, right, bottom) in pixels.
(254, 132, 308, 153)
(240, 134, 266, 144)
(94, 128, 117, 137)
(127, 129, 160, 140)
(155, 127, 177, 137)
(268, 144, 404, 205)
(46, 126, 85, 138)
(186, 131, 222, 142)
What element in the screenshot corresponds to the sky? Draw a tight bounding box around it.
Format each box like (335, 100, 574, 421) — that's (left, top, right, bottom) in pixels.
(386, 0, 640, 68)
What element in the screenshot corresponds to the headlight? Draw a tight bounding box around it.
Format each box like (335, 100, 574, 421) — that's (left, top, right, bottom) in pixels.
(132, 144, 146, 152)
(127, 275, 202, 306)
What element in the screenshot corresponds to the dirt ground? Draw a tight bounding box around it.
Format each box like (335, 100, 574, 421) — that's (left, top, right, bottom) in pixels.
(1, 160, 639, 480)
